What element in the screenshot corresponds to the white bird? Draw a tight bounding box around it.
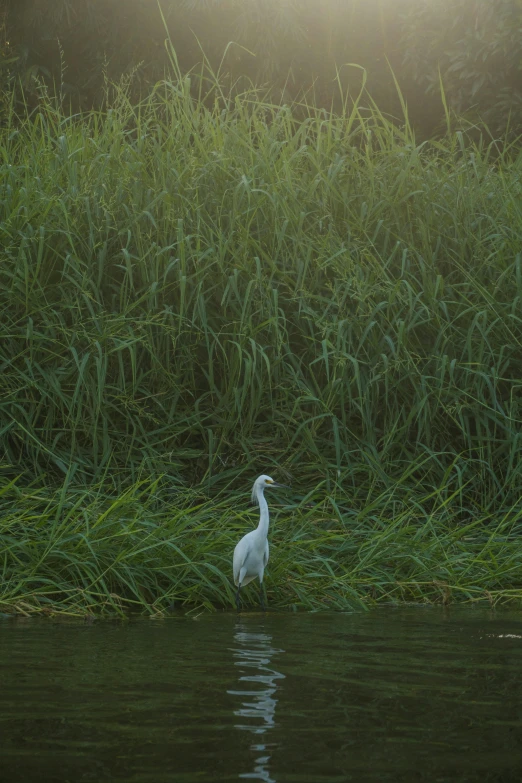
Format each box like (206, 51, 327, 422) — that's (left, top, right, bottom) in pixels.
(233, 474, 286, 611)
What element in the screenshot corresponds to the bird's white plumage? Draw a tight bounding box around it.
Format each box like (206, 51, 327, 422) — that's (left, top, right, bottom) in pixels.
(232, 531, 269, 586)
(233, 475, 278, 598)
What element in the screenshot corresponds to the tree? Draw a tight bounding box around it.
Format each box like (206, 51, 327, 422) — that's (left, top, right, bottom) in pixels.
(401, 0, 522, 135)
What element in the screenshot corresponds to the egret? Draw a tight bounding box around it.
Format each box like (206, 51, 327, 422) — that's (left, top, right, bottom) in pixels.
(233, 474, 285, 611)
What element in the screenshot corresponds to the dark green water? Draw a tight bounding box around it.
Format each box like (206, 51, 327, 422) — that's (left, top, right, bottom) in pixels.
(2, 608, 522, 783)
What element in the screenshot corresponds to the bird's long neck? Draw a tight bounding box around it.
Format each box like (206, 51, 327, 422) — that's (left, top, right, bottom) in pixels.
(256, 488, 270, 538)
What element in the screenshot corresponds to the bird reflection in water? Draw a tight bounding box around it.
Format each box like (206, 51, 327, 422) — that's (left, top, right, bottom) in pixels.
(227, 623, 285, 783)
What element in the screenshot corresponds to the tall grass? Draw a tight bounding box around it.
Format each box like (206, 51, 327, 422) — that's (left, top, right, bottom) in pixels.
(1, 70, 522, 614)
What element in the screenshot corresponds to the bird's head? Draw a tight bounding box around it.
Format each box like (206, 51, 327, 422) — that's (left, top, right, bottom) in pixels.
(251, 474, 287, 505)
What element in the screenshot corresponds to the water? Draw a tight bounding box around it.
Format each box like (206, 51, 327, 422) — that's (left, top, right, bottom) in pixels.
(1, 608, 522, 782)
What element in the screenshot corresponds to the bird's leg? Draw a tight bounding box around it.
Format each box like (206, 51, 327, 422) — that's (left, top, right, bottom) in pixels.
(259, 583, 266, 611)
(235, 584, 242, 611)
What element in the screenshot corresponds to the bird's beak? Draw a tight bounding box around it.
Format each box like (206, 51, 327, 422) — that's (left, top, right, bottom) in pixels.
(270, 482, 289, 489)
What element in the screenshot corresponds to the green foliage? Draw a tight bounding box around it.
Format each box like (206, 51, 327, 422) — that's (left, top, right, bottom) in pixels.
(2, 474, 522, 616)
(1, 70, 522, 613)
(2, 1, 408, 126)
(401, 0, 522, 134)
(6, 0, 522, 135)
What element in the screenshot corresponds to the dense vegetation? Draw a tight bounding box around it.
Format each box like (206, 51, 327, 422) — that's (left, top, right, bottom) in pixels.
(3, 0, 522, 137)
(1, 6, 522, 616)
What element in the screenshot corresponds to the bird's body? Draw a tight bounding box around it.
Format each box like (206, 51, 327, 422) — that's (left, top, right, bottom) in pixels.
(233, 474, 284, 610)
(233, 529, 269, 588)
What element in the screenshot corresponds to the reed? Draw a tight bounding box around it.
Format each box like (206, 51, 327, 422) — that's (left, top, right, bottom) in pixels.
(1, 71, 522, 614)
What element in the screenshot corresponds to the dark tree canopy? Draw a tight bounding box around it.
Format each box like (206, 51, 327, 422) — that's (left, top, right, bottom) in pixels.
(3, 0, 522, 134)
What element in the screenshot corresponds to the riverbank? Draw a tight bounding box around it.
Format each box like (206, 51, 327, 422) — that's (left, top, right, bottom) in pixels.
(2, 475, 522, 615)
(1, 76, 522, 614)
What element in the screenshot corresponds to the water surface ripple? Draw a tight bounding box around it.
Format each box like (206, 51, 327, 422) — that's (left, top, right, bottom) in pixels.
(2, 608, 522, 782)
